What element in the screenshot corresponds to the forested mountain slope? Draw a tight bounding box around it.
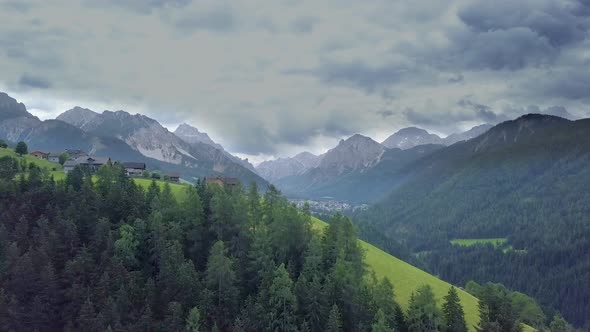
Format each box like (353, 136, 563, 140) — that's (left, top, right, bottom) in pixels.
(357, 114, 590, 327)
(0, 154, 539, 332)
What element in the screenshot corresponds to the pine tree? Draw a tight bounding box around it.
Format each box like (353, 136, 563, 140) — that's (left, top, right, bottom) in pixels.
(205, 241, 239, 329)
(442, 287, 467, 332)
(78, 298, 97, 331)
(372, 309, 394, 332)
(185, 306, 201, 332)
(393, 304, 408, 332)
(163, 301, 184, 331)
(326, 304, 342, 332)
(407, 285, 442, 332)
(268, 264, 298, 332)
(373, 278, 398, 328)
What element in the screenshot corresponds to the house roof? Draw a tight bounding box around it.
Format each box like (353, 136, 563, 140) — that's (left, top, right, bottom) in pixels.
(64, 156, 110, 167)
(166, 172, 181, 178)
(31, 151, 49, 155)
(123, 162, 146, 169)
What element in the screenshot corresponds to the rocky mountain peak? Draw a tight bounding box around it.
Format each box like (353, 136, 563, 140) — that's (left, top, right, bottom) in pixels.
(318, 134, 384, 172)
(0, 92, 34, 121)
(57, 107, 99, 129)
(174, 123, 218, 147)
(293, 152, 321, 169)
(382, 127, 442, 150)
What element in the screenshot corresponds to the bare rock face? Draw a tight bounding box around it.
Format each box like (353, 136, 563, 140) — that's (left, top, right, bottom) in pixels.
(256, 152, 322, 182)
(56, 107, 100, 130)
(174, 122, 256, 172)
(318, 134, 385, 175)
(174, 123, 219, 148)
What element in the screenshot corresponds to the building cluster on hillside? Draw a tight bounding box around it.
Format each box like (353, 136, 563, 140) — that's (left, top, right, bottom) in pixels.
(26, 149, 246, 187)
(29, 148, 181, 183)
(205, 176, 240, 188)
(290, 198, 369, 213)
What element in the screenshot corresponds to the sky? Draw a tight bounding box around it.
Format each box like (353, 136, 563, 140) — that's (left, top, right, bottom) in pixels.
(1, 0, 589, 163)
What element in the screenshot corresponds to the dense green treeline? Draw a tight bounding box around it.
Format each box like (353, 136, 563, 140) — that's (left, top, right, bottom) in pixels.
(356, 117, 590, 328)
(0, 160, 478, 331)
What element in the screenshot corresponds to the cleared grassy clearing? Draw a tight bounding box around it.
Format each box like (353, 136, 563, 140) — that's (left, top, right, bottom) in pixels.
(451, 238, 507, 247)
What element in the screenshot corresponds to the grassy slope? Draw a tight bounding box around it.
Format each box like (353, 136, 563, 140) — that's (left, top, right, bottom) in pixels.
(133, 178, 188, 201)
(451, 238, 507, 247)
(0, 148, 62, 170)
(311, 217, 534, 332)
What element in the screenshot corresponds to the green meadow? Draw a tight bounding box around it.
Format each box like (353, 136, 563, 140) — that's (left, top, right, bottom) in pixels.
(311, 217, 534, 332)
(0, 148, 62, 170)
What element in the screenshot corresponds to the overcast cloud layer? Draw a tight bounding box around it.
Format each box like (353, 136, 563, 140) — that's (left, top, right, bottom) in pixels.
(1, 0, 589, 162)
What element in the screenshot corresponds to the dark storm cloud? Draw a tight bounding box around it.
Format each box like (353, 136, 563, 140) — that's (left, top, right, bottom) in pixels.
(448, 74, 464, 84)
(458, 0, 590, 47)
(544, 106, 575, 119)
(0, 29, 66, 68)
(376, 110, 394, 118)
(289, 16, 319, 34)
(457, 99, 504, 123)
(309, 61, 410, 93)
(89, 0, 191, 14)
(572, 0, 590, 16)
(173, 6, 236, 32)
(454, 28, 557, 70)
(0, 1, 32, 12)
(18, 74, 51, 90)
(222, 111, 361, 155)
(523, 67, 590, 101)
(502, 105, 576, 120)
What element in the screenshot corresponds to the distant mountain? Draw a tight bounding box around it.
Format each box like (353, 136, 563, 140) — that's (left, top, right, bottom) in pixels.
(382, 127, 443, 149)
(275, 134, 392, 199)
(293, 151, 321, 169)
(256, 152, 321, 182)
(0, 92, 42, 142)
(57, 107, 266, 185)
(0, 92, 32, 122)
(318, 134, 385, 175)
(356, 114, 590, 326)
(442, 124, 493, 145)
(174, 123, 222, 150)
(56, 107, 99, 130)
(278, 144, 444, 202)
(0, 92, 267, 185)
(265, 124, 494, 200)
(382, 125, 493, 150)
(174, 122, 256, 172)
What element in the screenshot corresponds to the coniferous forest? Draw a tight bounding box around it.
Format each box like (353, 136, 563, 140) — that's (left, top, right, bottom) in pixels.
(0, 159, 490, 332)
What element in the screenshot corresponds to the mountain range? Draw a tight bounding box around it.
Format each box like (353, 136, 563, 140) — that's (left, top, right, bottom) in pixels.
(258, 123, 493, 202)
(0, 92, 267, 186)
(354, 114, 590, 326)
